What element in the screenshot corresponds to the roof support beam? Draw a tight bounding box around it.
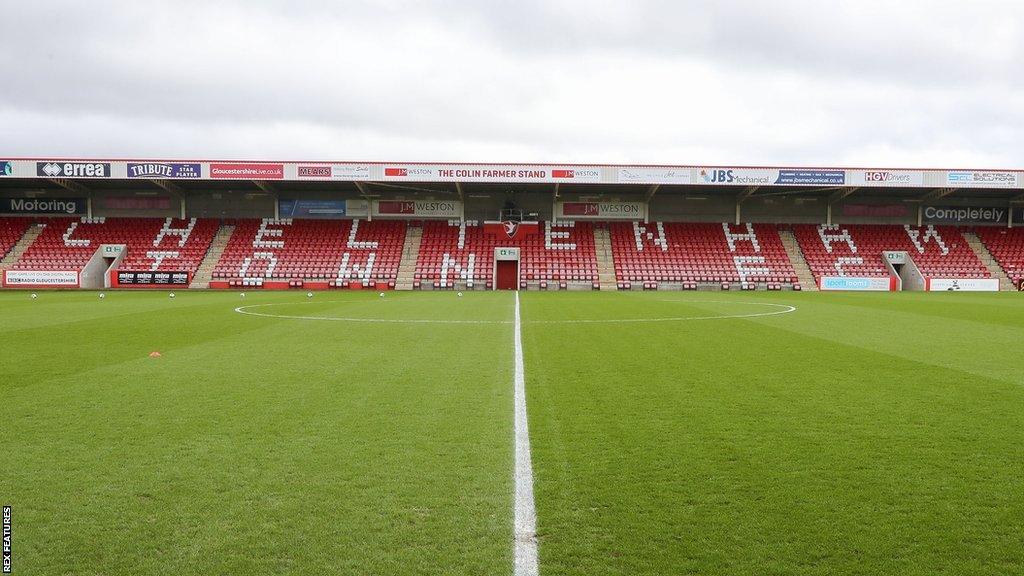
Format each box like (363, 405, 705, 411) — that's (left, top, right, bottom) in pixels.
(828, 187, 860, 203)
(455, 182, 464, 201)
(736, 186, 758, 203)
(150, 179, 183, 195)
(252, 181, 276, 195)
(645, 184, 660, 202)
(553, 183, 560, 200)
(48, 178, 89, 194)
(921, 187, 956, 202)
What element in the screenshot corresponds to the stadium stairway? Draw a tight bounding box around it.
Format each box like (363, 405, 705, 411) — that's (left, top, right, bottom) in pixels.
(963, 231, 1014, 291)
(0, 221, 44, 268)
(779, 229, 817, 291)
(395, 224, 423, 290)
(593, 225, 617, 291)
(189, 224, 235, 289)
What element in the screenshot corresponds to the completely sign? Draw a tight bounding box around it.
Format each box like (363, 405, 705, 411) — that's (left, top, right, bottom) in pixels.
(923, 206, 1006, 224)
(278, 199, 349, 218)
(127, 162, 201, 179)
(617, 167, 691, 184)
(848, 170, 924, 186)
(1, 197, 85, 214)
(3, 270, 79, 287)
(926, 278, 999, 292)
(818, 276, 893, 291)
(698, 168, 774, 185)
(117, 270, 189, 286)
(556, 202, 644, 220)
(373, 200, 461, 218)
(946, 171, 1017, 187)
(209, 163, 284, 180)
(36, 162, 110, 178)
(775, 169, 845, 185)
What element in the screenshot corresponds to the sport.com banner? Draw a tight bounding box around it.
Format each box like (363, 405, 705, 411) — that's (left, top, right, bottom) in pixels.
(818, 276, 895, 291)
(3, 270, 79, 287)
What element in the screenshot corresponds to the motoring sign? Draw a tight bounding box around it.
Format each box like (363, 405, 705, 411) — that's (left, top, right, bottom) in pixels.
(1, 197, 85, 214)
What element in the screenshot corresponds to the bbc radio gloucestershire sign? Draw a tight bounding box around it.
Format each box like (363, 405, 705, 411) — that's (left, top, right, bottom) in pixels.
(1, 197, 86, 214)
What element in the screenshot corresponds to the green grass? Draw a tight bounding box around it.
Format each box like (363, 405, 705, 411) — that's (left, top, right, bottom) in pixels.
(2, 290, 1024, 575)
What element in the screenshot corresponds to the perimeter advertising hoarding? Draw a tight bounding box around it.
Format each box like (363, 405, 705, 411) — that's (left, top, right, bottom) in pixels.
(116, 271, 190, 286)
(926, 278, 999, 292)
(818, 276, 894, 291)
(3, 270, 79, 287)
(617, 167, 691, 185)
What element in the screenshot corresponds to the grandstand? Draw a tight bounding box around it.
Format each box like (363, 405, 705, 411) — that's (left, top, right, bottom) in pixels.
(2, 160, 1022, 292)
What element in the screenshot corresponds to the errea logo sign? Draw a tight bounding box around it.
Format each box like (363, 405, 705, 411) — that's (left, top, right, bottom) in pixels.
(36, 162, 111, 178)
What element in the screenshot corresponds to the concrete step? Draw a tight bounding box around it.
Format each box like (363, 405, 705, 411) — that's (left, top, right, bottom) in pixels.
(0, 223, 45, 267)
(779, 230, 818, 291)
(189, 224, 235, 289)
(963, 231, 1014, 291)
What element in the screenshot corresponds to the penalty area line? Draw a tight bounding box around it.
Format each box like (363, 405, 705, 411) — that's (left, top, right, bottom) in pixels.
(513, 291, 539, 576)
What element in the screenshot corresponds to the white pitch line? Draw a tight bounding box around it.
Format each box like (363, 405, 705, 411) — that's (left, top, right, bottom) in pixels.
(513, 291, 539, 576)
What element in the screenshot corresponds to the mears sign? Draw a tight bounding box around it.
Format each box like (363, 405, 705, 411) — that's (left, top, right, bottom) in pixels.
(556, 201, 645, 220)
(2, 197, 85, 214)
(373, 200, 462, 218)
(36, 162, 110, 178)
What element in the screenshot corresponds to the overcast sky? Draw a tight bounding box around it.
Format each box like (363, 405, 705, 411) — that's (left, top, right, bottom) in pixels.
(1, 0, 1021, 167)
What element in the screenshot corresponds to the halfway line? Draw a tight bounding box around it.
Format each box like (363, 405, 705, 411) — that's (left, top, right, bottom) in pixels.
(513, 291, 539, 576)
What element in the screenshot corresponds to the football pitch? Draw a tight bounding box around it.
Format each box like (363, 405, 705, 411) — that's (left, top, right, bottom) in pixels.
(2, 290, 1023, 575)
